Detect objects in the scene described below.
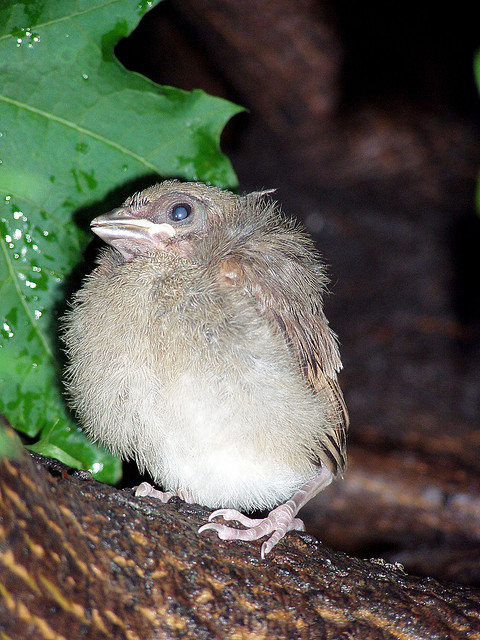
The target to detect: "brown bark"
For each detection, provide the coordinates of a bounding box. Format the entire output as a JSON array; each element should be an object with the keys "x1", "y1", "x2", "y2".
[{"x1": 1, "y1": 432, "x2": 479, "y2": 640}]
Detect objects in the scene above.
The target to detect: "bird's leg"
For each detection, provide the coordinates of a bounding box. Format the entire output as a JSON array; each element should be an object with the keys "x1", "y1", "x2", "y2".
[
  {"x1": 198, "y1": 465, "x2": 333, "y2": 558},
  {"x1": 135, "y1": 482, "x2": 195, "y2": 504}
]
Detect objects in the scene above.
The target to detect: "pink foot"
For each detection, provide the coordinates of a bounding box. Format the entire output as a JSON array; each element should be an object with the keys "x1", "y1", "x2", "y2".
[
  {"x1": 199, "y1": 467, "x2": 333, "y2": 558},
  {"x1": 199, "y1": 504, "x2": 305, "y2": 558},
  {"x1": 135, "y1": 482, "x2": 193, "y2": 503}
]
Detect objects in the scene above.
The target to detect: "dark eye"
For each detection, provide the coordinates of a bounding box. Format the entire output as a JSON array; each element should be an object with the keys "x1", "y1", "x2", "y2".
[{"x1": 169, "y1": 203, "x2": 192, "y2": 222}]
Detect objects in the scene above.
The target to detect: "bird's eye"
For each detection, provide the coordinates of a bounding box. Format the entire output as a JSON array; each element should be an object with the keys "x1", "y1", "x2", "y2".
[{"x1": 169, "y1": 203, "x2": 192, "y2": 222}]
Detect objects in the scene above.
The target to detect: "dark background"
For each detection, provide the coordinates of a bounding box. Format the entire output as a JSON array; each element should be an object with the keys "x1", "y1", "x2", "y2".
[{"x1": 116, "y1": 0, "x2": 480, "y2": 584}]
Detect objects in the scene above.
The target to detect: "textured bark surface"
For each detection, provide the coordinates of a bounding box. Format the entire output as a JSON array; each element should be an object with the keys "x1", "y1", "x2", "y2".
[{"x1": 1, "y1": 441, "x2": 480, "y2": 639}]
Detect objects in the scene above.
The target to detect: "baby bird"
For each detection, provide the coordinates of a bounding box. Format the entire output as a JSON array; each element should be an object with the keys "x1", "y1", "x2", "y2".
[{"x1": 62, "y1": 180, "x2": 348, "y2": 558}]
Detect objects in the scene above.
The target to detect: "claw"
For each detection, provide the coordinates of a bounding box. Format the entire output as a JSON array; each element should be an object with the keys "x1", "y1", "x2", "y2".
[
  {"x1": 207, "y1": 508, "x2": 263, "y2": 527},
  {"x1": 198, "y1": 522, "x2": 240, "y2": 541},
  {"x1": 134, "y1": 482, "x2": 194, "y2": 503},
  {"x1": 135, "y1": 482, "x2": 174, "y2": 502}
]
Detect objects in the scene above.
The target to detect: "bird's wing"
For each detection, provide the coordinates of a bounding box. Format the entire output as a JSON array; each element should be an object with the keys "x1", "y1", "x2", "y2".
[
  {"x1": 218, "y1": 255, "x2": 349, "y2": 475},
  {"x1": 270, "y1": 304, "x2": 349, "y2": 473},
  {"x1": 259, "y1": 289, "x2": 348, "y2": 474}
]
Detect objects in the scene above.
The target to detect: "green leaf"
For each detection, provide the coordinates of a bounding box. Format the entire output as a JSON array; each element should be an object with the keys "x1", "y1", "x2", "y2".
[
  {"x1": 0, "y1": 0, "x2": 242, "y2": 483},
  {"x1": 26, "y1": 417, "x2": 120, "y2": 483},
  {"x1": 0, "y1": 418, "x2": 24, "y2": 461},
  {"x1": 474, "y1": 50, "x2": 480, "y2": 95}
]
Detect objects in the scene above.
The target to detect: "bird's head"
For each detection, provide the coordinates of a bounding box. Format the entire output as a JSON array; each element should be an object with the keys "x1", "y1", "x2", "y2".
[{"x1": 91, "y1": 180, "x2": 237, "y2": 260}]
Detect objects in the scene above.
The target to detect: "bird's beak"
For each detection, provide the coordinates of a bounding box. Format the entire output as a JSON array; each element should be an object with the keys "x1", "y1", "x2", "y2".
[{"x1": 91, "y1": 208, "x2": 176, "y2": 259}]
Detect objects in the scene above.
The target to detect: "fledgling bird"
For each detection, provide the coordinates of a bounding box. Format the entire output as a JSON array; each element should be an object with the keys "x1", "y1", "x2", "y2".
[{"x1": 62, "y1": 180, "x2": 348, "y2": 558}]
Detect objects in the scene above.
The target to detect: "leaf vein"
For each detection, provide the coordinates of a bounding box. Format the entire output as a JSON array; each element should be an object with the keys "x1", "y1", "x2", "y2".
[
  {"x1": 0, "y1": 0, "x2": 123, "y2": 42},
  {"x1": 0, "y1": 94, "x2": 159, "y2": 171}
]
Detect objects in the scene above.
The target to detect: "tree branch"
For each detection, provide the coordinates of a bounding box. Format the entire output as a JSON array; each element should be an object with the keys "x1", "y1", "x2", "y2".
[{"x1": 1, "y1": 434, "x2": 479, "y2": 639}]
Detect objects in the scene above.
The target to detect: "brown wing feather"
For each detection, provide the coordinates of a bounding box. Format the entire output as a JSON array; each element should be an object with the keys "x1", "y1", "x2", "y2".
[
  {"x1": 218, "y1": 257, "x2": 349, "y2": 475},
  {"x1": 213, "y1": 194, "x2": 349, "y2": 475},
  {"x1": 269, "y1": 306, "x2": 349, "y2": 474}
]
